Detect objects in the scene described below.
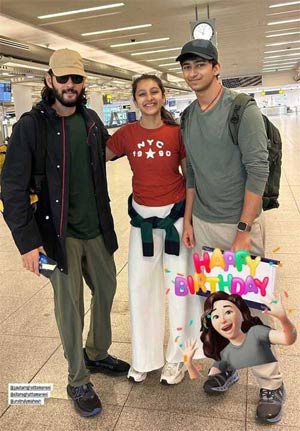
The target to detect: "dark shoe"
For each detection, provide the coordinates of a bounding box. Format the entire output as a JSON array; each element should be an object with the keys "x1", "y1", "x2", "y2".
[
  {"x1": 256, "y1": 384, "x2": 286, "y2": 424},
  {"x1": 83, "y1": 348, "x2": 130, "y2": 376},
  {"x1": 67, "y1": 382, "x2": 102, "y2": 417},
  {"x1": 203, "y1": 369, "x2": 239, "y2": 394}
]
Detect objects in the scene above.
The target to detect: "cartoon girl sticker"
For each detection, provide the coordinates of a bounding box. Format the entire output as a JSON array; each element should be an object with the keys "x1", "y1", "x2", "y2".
[{"x1": 182, "y1": 291, "x2": 297, "y2": 424}]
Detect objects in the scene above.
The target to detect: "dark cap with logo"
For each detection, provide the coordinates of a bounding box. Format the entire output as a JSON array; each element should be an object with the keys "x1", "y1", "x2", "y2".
[{"x1": 176, "y1": 39, "x2": 218, "y2": 63}]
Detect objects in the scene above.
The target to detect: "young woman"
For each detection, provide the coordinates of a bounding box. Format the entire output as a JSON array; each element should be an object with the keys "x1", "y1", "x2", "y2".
[
  {"x1": 182, "y1": 291, "x2": 297, "y2": 423},
  {"x1": 106, "y1": 74, "x2": 203, "y2": 384}
]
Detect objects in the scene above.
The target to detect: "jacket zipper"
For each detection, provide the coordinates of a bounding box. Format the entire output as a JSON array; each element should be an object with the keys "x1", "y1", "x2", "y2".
[{"x1": 59, "y1": 117, "x2": 66, "y2": 237}]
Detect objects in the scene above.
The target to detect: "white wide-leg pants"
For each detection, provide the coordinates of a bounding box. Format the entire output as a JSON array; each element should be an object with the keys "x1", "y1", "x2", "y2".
[{"x1": 128, "y1": 199, "x2": 204, "y2": 373}]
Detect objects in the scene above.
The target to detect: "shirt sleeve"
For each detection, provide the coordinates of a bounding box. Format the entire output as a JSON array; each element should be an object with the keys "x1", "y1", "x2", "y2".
[
  {"x1": 237, "y1": 103, "x2": 269, "y2": 195},
  {"x1": 106, "y1": 127, "x2": 127, "y2": 157},
  {"x1": 186, "y1": 153, "x2": 195, "y2": 189},
  {"x1": 253, "y1": 325, "x2": 271, "y2": 343}
]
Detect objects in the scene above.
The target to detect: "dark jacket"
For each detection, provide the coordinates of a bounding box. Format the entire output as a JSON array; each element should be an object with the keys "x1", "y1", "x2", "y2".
[{"x1": 1, "y1": 100, "x2": 118, "y2": 273}]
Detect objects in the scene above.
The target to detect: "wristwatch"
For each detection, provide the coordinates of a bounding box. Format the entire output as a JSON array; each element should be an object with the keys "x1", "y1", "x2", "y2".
[{"x1": 237, "y1": 221, "x2": 252, "y2": 232}]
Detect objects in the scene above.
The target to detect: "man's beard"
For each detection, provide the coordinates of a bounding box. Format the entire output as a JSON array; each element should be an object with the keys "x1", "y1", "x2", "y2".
[{"x1": 53, "y1": 87, "x2": 85, "y2": 107}]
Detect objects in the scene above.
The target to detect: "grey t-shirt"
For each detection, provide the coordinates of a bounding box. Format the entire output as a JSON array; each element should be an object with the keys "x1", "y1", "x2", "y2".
[
  {"x1": 219, "y1": 325, "x2": 277, "y2": 371},
  {"x1": 182, "y1": 88, "x2": 269, "y2": 223}
]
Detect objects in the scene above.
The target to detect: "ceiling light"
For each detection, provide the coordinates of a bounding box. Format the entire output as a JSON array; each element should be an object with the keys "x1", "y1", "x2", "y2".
[
  {"x1": 263, "y1": 68, "x2": 294, "y2": 72},
  {"x1": 168, "y1": 67, "x2": 182, "y2": 71},
  {"x1": 269, "y1": 1, "x2": 300, "y2": 7},
  {"x1": 263, "y1": 68, "x2": 293, "y2": 72},
  {"x1": 81, "y1": 24, "x2": 152, "y2": 37},
  {"x1": 146, "y1": 56, "x2": 175, "y2": 62},
  {"x1": 263, "y1": 65, "x2": 294, "y2": 69},
  {"x1": 264, "y1": 46, "x2": 300, "y2": 53},
  {"x1": 268, "y1": 18, "x2": 300, "y2": 25},
  {"x1": 264, "y1": 57, "x2": 299, "y2": 61},
  {"x1": 111, "y1": 37, "x2": 170, "y2": 48},
  {"x1": 7, "y1": 62, "x2": 48, "y2": 71},
  {"x1": 131, "y1": 47, "x2": 181, "y2": 56},
  {"x1": 264, "y1": 60, "x2": 299, "y2": 65},
  {"x1": 265, "y1": 52, "x2": 300, "y2": 58},
  {"x1": 158, "y1": 62, "x2": 177, "y2": 66},
  {"x1": 39, "y1": 11, "x2": 120, "y2": 26},
  {"x1": 38, "y1": 3, "x2": 124, "y2": 19},
  {"x1": 266, "y1": 40, "x2": 300, "y2": 46},
  {"x1": 266, "y1": 31, "x2": 300, "y2": 38},
  {"x1": 267, "y1": 9, "x2": 300, "y2": 16}
]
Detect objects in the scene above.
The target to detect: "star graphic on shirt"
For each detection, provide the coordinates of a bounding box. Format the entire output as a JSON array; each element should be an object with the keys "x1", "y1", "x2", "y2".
[{"x1": 145, "y1": 148, "x2": 156, "y2": 159}]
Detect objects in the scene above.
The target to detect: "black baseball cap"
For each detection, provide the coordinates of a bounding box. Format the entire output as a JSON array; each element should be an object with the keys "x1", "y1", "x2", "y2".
[{"x1": 176, "y1": 39, "x2": 218, "y2": 63}]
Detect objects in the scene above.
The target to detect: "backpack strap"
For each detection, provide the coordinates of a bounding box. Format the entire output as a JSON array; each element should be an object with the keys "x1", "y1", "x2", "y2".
[
  {"x1": 20, "y1": 109, "x2": 47, "y2": 193},
  {"x1": 228, "y1": 93, "x2": 254, "y2": 145}
]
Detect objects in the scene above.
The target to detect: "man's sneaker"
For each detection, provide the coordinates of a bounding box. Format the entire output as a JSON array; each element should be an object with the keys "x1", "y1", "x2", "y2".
[
  {"x1": 203, "y1": 369, "x2": 239, "y2": 394},
  {"x1": 127, "y1": 367, "x2": 147, "y2": 383},
  {"x1": 256, "y1": 383, "x2": 286, "y2": 424},
  {"x1": 160, "y1": 362, "x2": 186, "y2": 385},
  {"x1": 83, "y1": 348, "x2": 130, "y2": 376},
  {"x1": 67, "y1": 382, "x2": 102, "y2": 417}
]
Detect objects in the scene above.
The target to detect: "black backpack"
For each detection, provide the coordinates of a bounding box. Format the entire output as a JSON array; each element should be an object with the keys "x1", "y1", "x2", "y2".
[
  {"x1": 0, "y1": 108, "x2": 47, "y2": 213},
  {"x1": 228, "y1": 93, "x2": 282, "y2": 211}
]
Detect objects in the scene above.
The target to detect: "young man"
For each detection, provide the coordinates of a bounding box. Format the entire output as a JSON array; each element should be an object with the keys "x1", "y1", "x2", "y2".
[
  {"x1": 176, "y1": 39, "x2": 284, "y2": 424},
  {"x1": 1, "y1": 48, "x2": 129, "y2": 418}
]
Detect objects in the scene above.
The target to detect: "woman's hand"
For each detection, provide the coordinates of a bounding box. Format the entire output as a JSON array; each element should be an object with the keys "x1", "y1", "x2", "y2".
[
  {"x1": 262, "y1": 295, "x2": 287, "y2": 321},
  {"x1": 181, "y1": 338, "x2": 198, "y2": 363}
]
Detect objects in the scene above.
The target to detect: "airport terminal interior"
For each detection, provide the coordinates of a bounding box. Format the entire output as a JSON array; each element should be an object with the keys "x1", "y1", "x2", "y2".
[{"x1": 0, "y1": 0, "x2": 300, "y2": 430}]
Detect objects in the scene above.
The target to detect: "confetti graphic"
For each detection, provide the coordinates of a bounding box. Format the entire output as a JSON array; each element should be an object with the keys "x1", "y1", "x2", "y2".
[
  {"x1": 171, "y1": 280, "x2": 175, "y2": 284},
  {"x1": 271, "y1": 300, "x2": 278, "y2": 304},
  {"x1": 183, "y1": 355, "x2": 188, "y2": 362},
  {"x1": 278, "y1": 263, "x2": 283, "y2": 268},
  {"x1": 165, "y1": 288, "x2": 170, "y2": 295},
  {"x1": 272, "y1": 246, "x2": 281, "y2": 253},
  {"x1": 177, "y1": 273, "x2": 184, "y2": 277},
  {"x1": 175, "y1": 336, "x2": 180, "y2": 343},
  {"x1": 284, "y1": 291, "x2": 289, "y2": 298},
  {"x1": 177, "y1": 327, "x2": 183, "y2": 331},
  {"x1": 188, "y1": 319, "x2": 194, "y2": 326},
  {"x1": 164, "y1": 268, "x2": 171, "y2": 273},
  {"x1": 179, "y1": 343, "x2": 183, "y2": 348}
]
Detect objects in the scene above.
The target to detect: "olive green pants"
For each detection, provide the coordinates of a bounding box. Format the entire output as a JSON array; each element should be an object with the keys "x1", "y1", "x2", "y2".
[{"x1": 50, "y1": 235, "x2": 116, "y2": 387}]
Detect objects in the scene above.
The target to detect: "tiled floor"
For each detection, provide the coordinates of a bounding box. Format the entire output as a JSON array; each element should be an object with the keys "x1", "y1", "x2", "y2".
[{"x1": 0, "y1": 114, "x2": 299, "y2": 430}]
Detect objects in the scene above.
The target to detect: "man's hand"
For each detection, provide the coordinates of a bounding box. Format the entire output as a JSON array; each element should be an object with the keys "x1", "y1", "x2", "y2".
[
  {"x1": 231, "y1": 231, "x2": 251, "y2": 251},
  {"x1": 182, "y1": 223, "x2": 195, "y2": 248},
  {"x1": 21, "y1": 246, "x2": 46, "y2": 276}
]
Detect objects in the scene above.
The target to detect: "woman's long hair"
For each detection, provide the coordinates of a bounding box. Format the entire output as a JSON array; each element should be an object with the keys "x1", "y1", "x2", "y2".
[
  {"x1": 41, "y1": 70, "x2": 87, "y2": 106},
  {"x1": 200, "y1": 292, "x2": 264, "y2": 361},
  {"x1": 132, "y1": 74, "x2": 177, "y2": 126}
]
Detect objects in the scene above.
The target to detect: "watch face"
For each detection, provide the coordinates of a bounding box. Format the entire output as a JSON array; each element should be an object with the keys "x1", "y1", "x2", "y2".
[
  {"x1": 238, "y1": 222, "x2": 247, "y2": 231},
  {"x1": 237, "y1": 222, "x2": 251, "y2": 232},
  {"x1": 193, "y1": 23, "x2": 214, "y2": 40}
]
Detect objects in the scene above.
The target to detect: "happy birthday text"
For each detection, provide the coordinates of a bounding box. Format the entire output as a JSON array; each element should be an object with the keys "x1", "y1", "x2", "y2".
[{"x1": 175, "y1": 249, "x2": 270, "y2": 297}]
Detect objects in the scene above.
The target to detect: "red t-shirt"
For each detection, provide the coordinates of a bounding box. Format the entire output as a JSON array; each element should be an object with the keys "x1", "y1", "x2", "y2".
[{"x1": 107, "y1": 122, "x2": 186, "y2": 206}]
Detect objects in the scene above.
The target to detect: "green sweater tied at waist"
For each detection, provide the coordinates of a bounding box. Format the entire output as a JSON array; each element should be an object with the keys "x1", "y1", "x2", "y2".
[{"x1": 128, "y1": 194, "x2": 185, "y2": 257}]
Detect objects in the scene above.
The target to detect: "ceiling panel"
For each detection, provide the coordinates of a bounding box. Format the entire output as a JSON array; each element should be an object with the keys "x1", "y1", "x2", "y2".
[{"x1": 0, "y1": 0, "x2": 299, "y2": 81}]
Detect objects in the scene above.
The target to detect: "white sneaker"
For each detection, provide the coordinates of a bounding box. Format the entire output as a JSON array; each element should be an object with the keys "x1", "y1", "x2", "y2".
[
  {"x1": 127, "y1": 367, "x2": 147, "y2": 383},
  {"x1": 160, "y1": 362, "x2": 186, "y2": 385}
]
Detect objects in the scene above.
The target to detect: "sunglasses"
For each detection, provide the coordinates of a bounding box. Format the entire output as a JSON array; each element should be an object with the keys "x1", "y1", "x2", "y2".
[{"x1": 55, "y1": 74, "x2": 84, "y2": 84}]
